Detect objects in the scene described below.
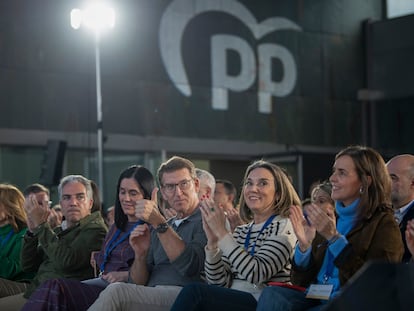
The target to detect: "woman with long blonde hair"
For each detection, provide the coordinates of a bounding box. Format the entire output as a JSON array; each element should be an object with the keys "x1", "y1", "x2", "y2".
[{"x1": 0, "y1": 184, "x2": 34, "y2": 298}]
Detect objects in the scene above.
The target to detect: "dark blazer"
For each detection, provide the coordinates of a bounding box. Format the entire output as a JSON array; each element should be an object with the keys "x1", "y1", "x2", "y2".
[
  {"x1": 291, "y1": 206, "x2": 404, "y2": 288},
  {"x1": 399, "y1": 202, "x2": 414, "y2": 262}
]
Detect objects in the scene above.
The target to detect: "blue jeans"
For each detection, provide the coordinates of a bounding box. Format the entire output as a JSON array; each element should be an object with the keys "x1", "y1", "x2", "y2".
[
  {"x1": 169, "y1": 282, "x2": 257, "y2": 311},
  {"x1": 257, "y1": 286, "x2": 324, "y2": 311}
]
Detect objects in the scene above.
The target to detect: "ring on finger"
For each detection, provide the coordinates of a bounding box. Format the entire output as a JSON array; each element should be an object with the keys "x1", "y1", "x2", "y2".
[{"x1": 210, "y1": 207, "x2": 215, "y2": 212}]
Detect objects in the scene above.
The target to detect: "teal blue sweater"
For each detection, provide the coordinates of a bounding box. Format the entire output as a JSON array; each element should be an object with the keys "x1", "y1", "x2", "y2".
[{"x1": 0, "y1": 224, "x2": 34, "y2": 282}]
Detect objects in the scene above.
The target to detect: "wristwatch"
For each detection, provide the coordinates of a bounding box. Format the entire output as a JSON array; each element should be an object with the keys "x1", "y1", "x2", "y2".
[{"x1": 154, "y1": 222, "x2": 169, "y2": 234}]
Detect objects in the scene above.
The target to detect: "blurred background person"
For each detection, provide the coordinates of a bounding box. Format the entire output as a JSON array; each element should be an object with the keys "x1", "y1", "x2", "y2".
[
  {"x1": 103, "y1": 205, "x2": 115, "y2": 228},
  {"x1": 196, "y1": 168, "x2": 215, "y2": 199},
  {"x1": 214, "y1": 179, "x2": 244, "y2": 231},
  {"x1": 214, "y1": 179, "x2": 237, "y2": 210},
  {"x1": 23, "y1": 183, "x2": 62, "y2": 229},
  {"x1": 0, "y1": 184, "x2": 34, "y2": 298},
  {"x1": 22, "y1": 184, "x2": 50, "y2": 208},
  {"x1": 386, "y1": 154, "x2": 414, "y2": 262}
]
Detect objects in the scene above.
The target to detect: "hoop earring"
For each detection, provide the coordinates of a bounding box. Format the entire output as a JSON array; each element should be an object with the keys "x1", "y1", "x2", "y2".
[{"x1": 359, "y1": 187, "x2": 364, "y2": 194}]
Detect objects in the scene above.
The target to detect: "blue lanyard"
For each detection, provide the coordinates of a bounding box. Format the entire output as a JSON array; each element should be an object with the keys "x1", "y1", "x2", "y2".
[
  {"x1": 244, "y1": 215, "x2": 276, "y2": 256},
  {"x1": 0, "y1": 229, "x2": 13, "y2": 248},
  {"x1": 99, "y1": 220, "x2": 143, "y2": 274},
  {"x1": 321, "y1": 252, "x2": 335, "y2": 284}
]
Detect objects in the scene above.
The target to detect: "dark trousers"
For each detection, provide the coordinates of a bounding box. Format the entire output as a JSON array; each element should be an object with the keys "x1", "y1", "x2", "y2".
[{"x1": 169, "y1": 282, "x2": 257, "y2": 311}]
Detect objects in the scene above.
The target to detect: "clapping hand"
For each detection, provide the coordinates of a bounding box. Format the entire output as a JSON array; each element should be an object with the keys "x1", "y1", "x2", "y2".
[
  {"x1": 24, "y1": 194, "x2": 50, "y2": 230},
  {"x1": 304, "y1": 202, "x2": 337, "y2": 240},
  {"x1": 223, "y1": 205, "x2": 244, "y2": 232},
  {"x1": 290, "y1": 205, "x2": 316, "y2": 252},
  {"x1": 199, "y1": 195, "x2": 228, "y2": 249}
]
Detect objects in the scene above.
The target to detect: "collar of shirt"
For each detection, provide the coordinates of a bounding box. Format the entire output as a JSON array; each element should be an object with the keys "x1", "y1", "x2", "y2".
[{"x1": 394, "y1": 200, "x2": 414, "y2": 224}]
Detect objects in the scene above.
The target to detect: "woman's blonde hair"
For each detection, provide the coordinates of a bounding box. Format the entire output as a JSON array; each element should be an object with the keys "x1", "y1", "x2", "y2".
[
  {"x1": 239, "y1": 160, "x2": 301, "y2": 221},
  {"x1": 0, "y1": 184, "x2": 27, "y2": 232}
]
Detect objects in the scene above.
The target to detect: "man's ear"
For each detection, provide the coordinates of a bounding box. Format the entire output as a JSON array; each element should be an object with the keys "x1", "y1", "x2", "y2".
[{"x1": 193, "y1": 177, "x2": 200, "y2": 193}]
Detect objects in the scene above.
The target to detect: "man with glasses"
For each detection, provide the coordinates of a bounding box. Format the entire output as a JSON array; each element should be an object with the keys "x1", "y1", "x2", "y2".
[
  {"x1": 23, "y1": 183, "x2": 52, "y2": 208},
  {"x1": 23, "y1": 183, "x2": 62, "y2": 228},
  {"x1": 0, "y1": 175, "x2": 107, "y2": 310},
  {"x1": 88, "y1": 156, "x2": 207, "y2": 311}
]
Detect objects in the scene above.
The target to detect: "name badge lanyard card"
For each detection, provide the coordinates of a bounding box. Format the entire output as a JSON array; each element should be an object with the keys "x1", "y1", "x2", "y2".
[{"x1": 306, "y1": 252, "x2": 335, "y2": 300}]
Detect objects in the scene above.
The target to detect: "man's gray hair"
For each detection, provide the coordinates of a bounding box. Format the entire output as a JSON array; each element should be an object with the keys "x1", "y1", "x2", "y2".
[
  {"x1": 58, "y1": 175, "x2": 93, "y2": 200},
  {"x1": 196, "y1": 168, "x2": 216, "y2": 194}
]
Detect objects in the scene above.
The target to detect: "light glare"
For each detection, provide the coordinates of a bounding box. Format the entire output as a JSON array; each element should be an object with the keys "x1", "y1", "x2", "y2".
[
  {"x1": 70, "y1": 9, "x2": 82, "y2": 29},
  {"x1": 70, "y1": 2, "x2": 115, "y2": 32}
]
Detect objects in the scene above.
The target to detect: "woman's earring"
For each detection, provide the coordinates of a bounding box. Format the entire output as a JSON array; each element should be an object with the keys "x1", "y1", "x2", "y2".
[{"x1": 359, "y1": 187, "x2": 364, "y2": 194}]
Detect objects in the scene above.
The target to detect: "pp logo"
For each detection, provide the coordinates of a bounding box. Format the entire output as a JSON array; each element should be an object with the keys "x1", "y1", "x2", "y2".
[{"x1": 159, "y1": 0, "x2": 302, "y2": 114}]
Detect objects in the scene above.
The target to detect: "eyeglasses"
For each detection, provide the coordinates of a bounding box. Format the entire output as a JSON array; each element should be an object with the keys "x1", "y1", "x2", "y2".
[
  {"x1": 161, "y1": 179, "x2": 193, "y2": 194},
  {"x1": 61, "y1": 193, "x2": 87, "y2": 202},
  {"x1": 37, "y1": 200, "x2": 52, "y2": 208}
]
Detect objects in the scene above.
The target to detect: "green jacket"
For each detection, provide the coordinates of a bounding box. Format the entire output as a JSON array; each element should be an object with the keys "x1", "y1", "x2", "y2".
[
  {"x1": 20, "y1": 211, "x2": 107, "y2": 298},
  {"x1": 291, "y1": 206, "x2": 404, "y2": 287},
  {"x1": 0, "y1": 224, "x2": 34, "y2": 282}
]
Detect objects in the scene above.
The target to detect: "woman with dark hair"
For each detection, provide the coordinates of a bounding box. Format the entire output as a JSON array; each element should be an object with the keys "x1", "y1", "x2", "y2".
[
  {"x1": 0, "y1": 184, "x2": 34, "y2": 297},
  {"x1": 21, "y1": 165, "x2": 155, "y2": 311},
  {"x1": 169, "y1": 160, "x2": 300, "y2": 311},
  {"x1": 256, "y1": 145, "x2": 404, "y2": 311}
]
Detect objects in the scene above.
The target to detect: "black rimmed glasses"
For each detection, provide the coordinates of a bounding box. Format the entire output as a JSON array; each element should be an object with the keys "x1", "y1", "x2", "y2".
[{"x1": 161, "y1": 179, "x2": 193, "y2": 195}]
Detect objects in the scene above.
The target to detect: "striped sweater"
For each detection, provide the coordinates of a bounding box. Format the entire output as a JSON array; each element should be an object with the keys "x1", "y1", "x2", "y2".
[{"x1": 204, "y1": 215, "x2": 297, "y2": 293}]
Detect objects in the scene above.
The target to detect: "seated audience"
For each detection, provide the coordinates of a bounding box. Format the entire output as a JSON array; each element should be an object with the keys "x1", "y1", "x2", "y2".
[
  {"x1": 21, "y1": 165, "x2": 156, "y2": 311},
  {"x1": 87, "y1": 156, "x2": 207, "y2": 311},
  {"x1": 169, "y1": 160, "x2": 300, "y2": 311},
  {"x1": 256, "y1": 145, "x2": 404, "y2": 311},
  {"x1": 0, "y1": 175, "x2": 107, "y2": 310}
]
